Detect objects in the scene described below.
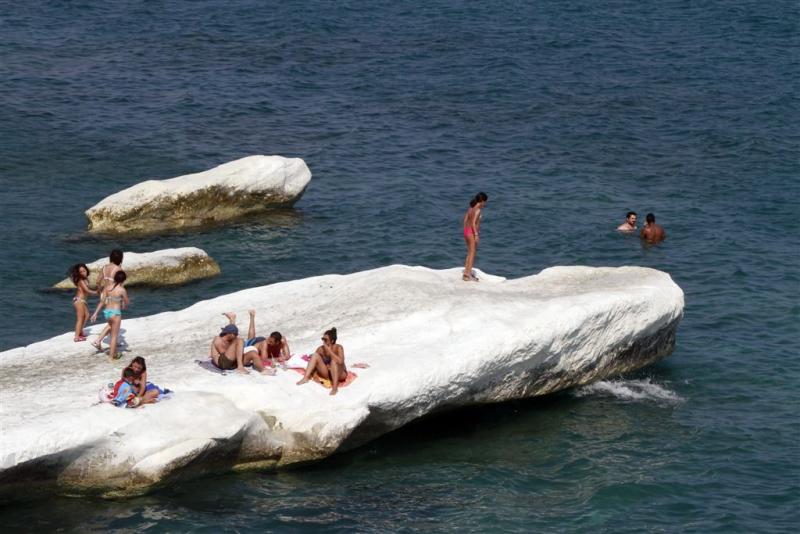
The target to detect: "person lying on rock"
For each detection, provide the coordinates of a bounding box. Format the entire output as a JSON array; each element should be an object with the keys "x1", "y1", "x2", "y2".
[
  {"x1": 221, "y1": 310, "x2": 291, "y2": 368},
  {"x1": 264, "y1": 331, "x2": 291, "y2": 366},
  {"x1": 296, "y1": 327, "x2": 347, "y2": 396},
  {"x1": 210, "y1": 316, "x2": 270, "y2": 374}
]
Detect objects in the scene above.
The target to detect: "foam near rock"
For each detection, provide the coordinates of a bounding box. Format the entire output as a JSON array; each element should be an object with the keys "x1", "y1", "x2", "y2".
[
  {"x1": 85, "y1": 155, "x2": 312, "y2": 234},
  {"x1": 54, "y1": 247, "x2": 220, "y2": 289},
  {"x1": 0, "y1": 264, "x2": 684, "y2": 500}
]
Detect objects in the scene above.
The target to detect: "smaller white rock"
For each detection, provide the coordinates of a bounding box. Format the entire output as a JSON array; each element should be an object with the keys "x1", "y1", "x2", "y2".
[
  {"x1": 54, "y1": 248, "x2": 220, "y2": 289},
  {"x1": 86, "y1": 155, "x2": 312, "y2": 234}
]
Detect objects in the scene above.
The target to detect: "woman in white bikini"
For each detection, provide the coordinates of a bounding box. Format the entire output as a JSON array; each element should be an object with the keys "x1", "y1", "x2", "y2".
[
  {"x1": 91, "y1": 270, "x2": 129, "y2": 361},
  {"x1": 92, "y1": 249, "x2": 123, "y2": 350},
  {"x1": 462, "y1": 192, "x2": 488, "y2": 281}
]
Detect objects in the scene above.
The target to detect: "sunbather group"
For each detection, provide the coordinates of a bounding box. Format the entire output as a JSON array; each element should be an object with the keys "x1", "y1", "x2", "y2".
[{"x1": 210, "y1": 310, "x2": 347, "y2": 395}]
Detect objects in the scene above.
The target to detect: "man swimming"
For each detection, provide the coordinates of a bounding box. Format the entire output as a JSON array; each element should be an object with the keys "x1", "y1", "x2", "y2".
[
  {"x1": 617, "y1": 211, "x2": 638, "y2": 232},
  {"x1": 640, "y1": 213, "x2": 666, "y2": 243}
]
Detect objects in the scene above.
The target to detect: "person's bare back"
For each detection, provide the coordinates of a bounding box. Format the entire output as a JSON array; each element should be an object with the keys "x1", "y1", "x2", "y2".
[{"x1": 640, "y1": 213, "x2": 666, "y2": 243}]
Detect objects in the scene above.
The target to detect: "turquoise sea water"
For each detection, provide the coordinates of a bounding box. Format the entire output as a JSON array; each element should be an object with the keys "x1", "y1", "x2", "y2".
[{"x1": 1, "y1": 0, "x2": 798, "y2": 531}]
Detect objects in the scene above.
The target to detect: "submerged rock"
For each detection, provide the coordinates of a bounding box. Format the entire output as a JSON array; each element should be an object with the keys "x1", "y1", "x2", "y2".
[
  {"x1": 54, "y1": 248, "x2": 220, "y2": 289},
  {"x1": 85, "y1": 155, "x2": 311, "y2": 234},
  {"x1": 0, "y1": 265, "x2": 683, "y2": 501}
]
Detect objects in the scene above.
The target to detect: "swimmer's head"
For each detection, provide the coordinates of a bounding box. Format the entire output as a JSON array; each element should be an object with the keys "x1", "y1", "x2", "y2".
[
  {"x1": 113, "y1": 270, "x2": 127, "y2": 284},
  {"x1": 626, "y1": 211, "x2": 637, "y2": 224},
  {"x1": 646, "y1": 213, "x2": 655, "y2": 224}
]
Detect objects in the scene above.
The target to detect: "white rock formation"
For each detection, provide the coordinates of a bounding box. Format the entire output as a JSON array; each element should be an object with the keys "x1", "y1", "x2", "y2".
[
  {"x1": 53, "y1": 248, "x2": 220, "y2": 289},
  {"x1": 85, "y1": 155, "x2": 311, "y2": 234},
  {"x1": 0, "y1": 265, "x2": 683, "y2": 499}
]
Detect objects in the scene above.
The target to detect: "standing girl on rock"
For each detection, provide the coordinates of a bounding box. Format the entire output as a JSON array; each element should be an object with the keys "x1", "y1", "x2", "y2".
[
  {"x1": 462, "y1": 192, "x2": 488, "y2": 281},
  {"x1": 93, "y1": 249, "x2": 123, "y2": 349},
  {"x1": 68, "y1": 263, "x2": 96, "y2": 342},
  {"x1": 91, "y1": 270, "x2": 129, "y2": 360}
]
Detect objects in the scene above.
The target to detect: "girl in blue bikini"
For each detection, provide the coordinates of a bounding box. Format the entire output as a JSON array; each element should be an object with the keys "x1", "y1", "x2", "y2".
[{"x1": 91, "y1": 271, "x2": 129, "y2": 361}]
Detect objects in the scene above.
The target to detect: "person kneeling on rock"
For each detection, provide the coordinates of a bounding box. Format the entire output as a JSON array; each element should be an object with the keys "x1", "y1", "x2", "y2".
[{"x1": 210, "y1": 318, "x2": 271, "y2": 375}]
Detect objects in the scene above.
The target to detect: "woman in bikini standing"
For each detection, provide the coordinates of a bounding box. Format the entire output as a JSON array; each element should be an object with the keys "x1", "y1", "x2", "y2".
[
  {"x1": 91, "y1": 270, "x2": 129, "y2": 361},
  {"x1": 462, "y1": 192, "x2": 488, "y2": 281},
  {"x1": 296, "y1": 327, "x2": 347, "y2": 396},
  {"x1": 92, "y1": 249, "x2": 123, "y2": 350},
  {"x1": 68, "y1": 263, "x2": 97, "y2": 342}
]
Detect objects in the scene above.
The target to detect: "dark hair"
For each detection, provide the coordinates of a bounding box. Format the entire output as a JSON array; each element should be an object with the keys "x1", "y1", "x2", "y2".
[
  {"x1": 469, "y1": 192, "x2": 488, "y2": 207},
  {"x1": 324, "y1": 327, "x2": 337, "y2": 343},
  {"x1": 626, "y1": 211, "x2": 637, "y2": 218},
  {"x1": 110, "y1": 249, "x2": 123, "y2": 266},
  {"x1": 129, "y1": 356, "x2": 146, "y2": 373},
  {"x1": 122, "y1": 367, "x2": 136, "y2": 379},
  {"x1": 646, "y1": 213, "x2": 655, "y2": 224},
  {"x1": 269, "y1": 332, "x2": 283, "y2": 343},
  {"x1": 69, "y1": 263, "x2": 90, "y2": 285},
  {"x1": 113, "y1": 270, "x2": 127, "y2": 284}
]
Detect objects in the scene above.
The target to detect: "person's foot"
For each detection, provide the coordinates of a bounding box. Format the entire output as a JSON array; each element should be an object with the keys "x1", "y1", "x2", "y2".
[
  {"x1": 91, "y1": 339, "x2": 103, "y2": 351},
  {"x1": 223, "y1": 311, "x2": 236, "y2": 324},
  {"x1": 330, "y1": 388, "x2": 338, "y2": 396},
  {"x1": 296, "y1": 378, "x2": 309, "y2": 385},
  {"x1": 74, "y1": 336, "x2": 87, "y2": 342},
  {"x1": 462, "y1": 274, "x2": 472, "y2": 281},
  {"x1": 248, "y1": 309, "x2": 256, "y2": 317}
]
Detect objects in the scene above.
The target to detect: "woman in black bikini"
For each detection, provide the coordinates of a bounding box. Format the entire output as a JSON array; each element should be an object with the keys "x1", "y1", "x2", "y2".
[{"x1": 296, "y1": 327, "x2": 347, "y2": 396}]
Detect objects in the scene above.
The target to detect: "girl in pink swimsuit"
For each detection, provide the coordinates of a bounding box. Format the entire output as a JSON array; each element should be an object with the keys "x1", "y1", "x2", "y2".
[{"x1": 462, "y1": 192, "x2": 488, "y2": 281}]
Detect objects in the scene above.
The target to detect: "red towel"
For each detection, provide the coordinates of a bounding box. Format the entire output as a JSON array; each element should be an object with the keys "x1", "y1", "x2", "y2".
[{"x1": 290, "y1": 367, "x2": 357, "y2": 388}]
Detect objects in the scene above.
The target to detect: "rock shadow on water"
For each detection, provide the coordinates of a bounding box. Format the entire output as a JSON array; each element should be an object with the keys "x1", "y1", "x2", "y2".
[{"x1": 61, "y1": 208, "x2": 306, "y2": 242}]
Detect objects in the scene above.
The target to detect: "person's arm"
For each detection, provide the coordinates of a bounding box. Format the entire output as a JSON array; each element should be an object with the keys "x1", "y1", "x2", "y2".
[
  {"x1": 121, "y1": 288, "x2": 130, "y2": 309},
  {"x1": 330, "y1": 345, "x2": 345, "y2": 366},
  {"x1": 91, "y1": 289, "x2": 107, "y2": 322},
  {"x1": 78, "y1": 279, "x2": 97, "y2": 297},
  {"x1": 473, "y1": 208, "x2": 481, "y2": 238},
  {"x1": 137, "y1": 370, "x2": 147, "y2": 397},
  {"x1": 210, "y1": 339, "x2": 220, "y2": 358},
  {"x1": 281, "y1": 339, "x2": 291, "y2": 360}
]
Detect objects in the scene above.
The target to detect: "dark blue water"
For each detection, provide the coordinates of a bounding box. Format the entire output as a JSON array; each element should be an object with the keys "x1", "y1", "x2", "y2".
[{"x1": 1, "y1": 0, "x2": 798, "y2": 531}]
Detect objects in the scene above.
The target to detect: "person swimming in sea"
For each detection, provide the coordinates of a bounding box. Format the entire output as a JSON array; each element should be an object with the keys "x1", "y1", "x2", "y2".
[
  {"x1": 93, "y1": 249, "x2": 124, "y2": 349},
  {"x1": 68, "y1": 263, "x2": 97, "y2": 342},
  {"x1": 296, "y1": 327, "x2": 347, "y2": 396},
  {"x1": 462, "y1": 192, "x2": 488, "y2": 281},
  {"x1": 617, "y1": 211, "x2": 638, "y2": 232},
  {"x1": 90, "y1": 270, "x2": 129, "y2": 361},
  {"x1": 640, "y1": 213, "x2": 666, "y2": 243}
]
